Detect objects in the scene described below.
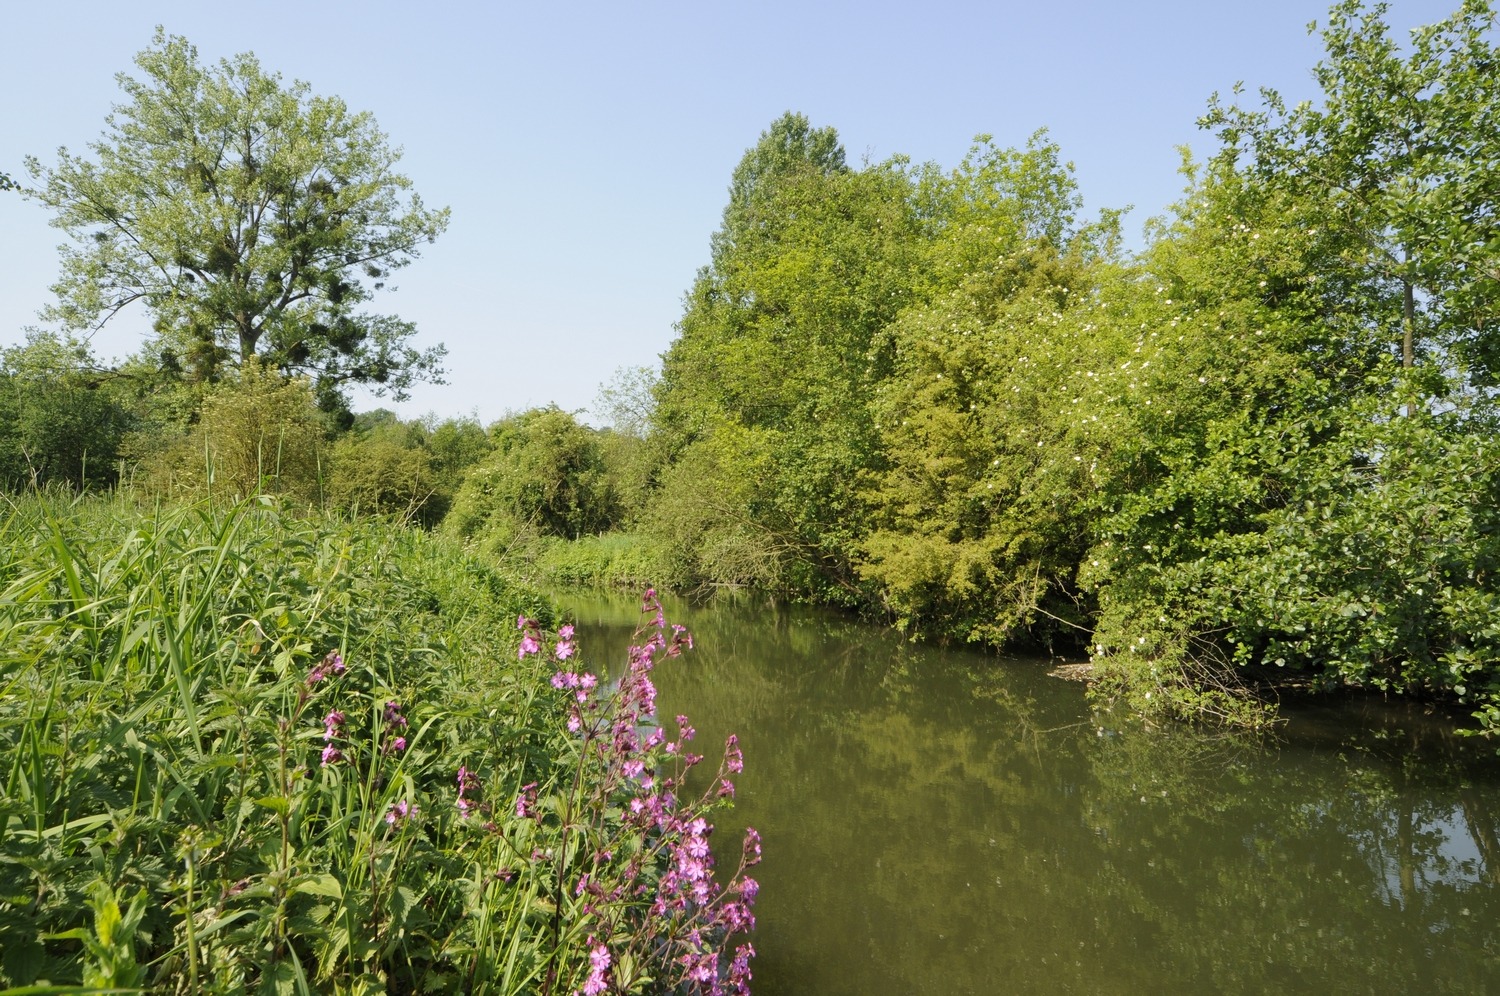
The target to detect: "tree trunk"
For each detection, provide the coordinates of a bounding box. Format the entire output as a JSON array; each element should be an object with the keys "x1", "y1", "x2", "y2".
[{"x1": 1403, "y1": 277, "x2": 1416, "y2": 370}]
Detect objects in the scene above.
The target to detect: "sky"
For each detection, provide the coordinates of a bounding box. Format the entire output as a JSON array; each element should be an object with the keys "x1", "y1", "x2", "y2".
[{"x1": 0, "y1": 0, "x2": 1469, "y2": 426}]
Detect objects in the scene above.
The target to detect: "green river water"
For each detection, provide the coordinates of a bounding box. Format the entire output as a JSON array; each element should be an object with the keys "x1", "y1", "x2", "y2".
[{"x1": 564, "y1": 591, "x2": 1500, "y2": 995}]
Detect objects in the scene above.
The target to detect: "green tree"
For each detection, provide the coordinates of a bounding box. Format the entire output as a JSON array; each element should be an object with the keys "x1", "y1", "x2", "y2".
[
  {"x1": 654, "y1": 114, "x2": 920, "y2": 597},
  {"x1": 0, "y1": 331, "x2": 134, "y2": 489},
  {"x1": 1200, "y1": 0, "x2": 1500, "y2": 381},
  {"x1": 857, "y1": 135, "x2": 1125, "y2": 647},
  {"x1": 446, "y1": 408, "x2": 619, "y2": 554},
  {"x1": 24, "y1": 29, "x2": 449, "y2": 400}
]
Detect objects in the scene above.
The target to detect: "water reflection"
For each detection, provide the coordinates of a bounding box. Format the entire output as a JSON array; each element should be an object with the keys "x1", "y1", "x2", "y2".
[{"x1": 563, "y1": 592, "x2": 1500, "y2": 995}]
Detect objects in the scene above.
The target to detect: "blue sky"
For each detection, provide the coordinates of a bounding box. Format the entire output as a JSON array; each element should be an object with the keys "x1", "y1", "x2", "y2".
[{"x1": 0, "y1": 0, "x2": 1467, "y2": 425}]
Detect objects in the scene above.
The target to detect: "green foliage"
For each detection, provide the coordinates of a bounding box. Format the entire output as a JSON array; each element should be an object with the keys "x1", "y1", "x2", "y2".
[
  {"x1": 132, "y1": 359, "x2": 329, "y2": 504},
  {"x1": 653, "y1": 114, "x2": 922, "y2": 597},
  {"x1": 23, "y1": 29, "x2": 449, "y2": 400},
  {"x1": 642, "y1": 422, "x2": 791, "y2": 591},
  {"x1": 0, "y1": 331, "x2": 134, "y2": 490},
  {"x1": 0, "y1": 494, "x2": 752, "y2": 993},
  {"x1": 1077, "y1": 7, "x2": 1500, "y2": 725},
  {"x1": 324, "y1": 412, "x2": 493, "y2": 529},
  {"x1": 327, "y1": 429, "x2": 437, "y2": 523},
  {"x1": 0, "y1": 495, "x2": 534, "y2": 990},
  {"x1": 638, "y1": 5, "x2": 1500, "y2": 730},
  {"x1": 446, "y1": 408, "x2": 620, "y2": 564},
  {"x1": 1200, "y1": 0, "x2": 1500, "y2": 378},
  {"x1": 858, "y1": 135, "x2": 1116, "y2": 647}
]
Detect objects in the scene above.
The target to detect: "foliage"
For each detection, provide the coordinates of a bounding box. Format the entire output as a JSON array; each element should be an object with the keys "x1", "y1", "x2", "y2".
[
  {"x1": 1069, "y1": 2, "x2": 1500, "y2": 728},
  {"x1": 0, "y1": 331, "x2": 134, "y2": 489},
  {"x1": 131, "y1": 358, "x2": 330, "y2": 504},
  {"x1": 591, "y1": 365, "x2": 658, "y2": 441},
  {"x1": 630, "y1": 3, "x2": 1500, "y2": 729},
  {"x1": 857, "y1": 135, "x2": 1115, "y2": 648},
  {"x1": 641, "y1": 423, "x2": 791, "y2": 592},
  {"x1": 327, "y1": 428, "x2": 437, "y2": 523},
  {"x1": 23, "y1": 29, "x2": 449, "y2": 400},
  {"x1": 446, "y1": 408, "x2": 620, "y2": 559},
  {"x1": 531, "y1": 532, "x2": 681, "y2": 590},
  {"x1": 0, "y1": 495, "x2": 756, "y2": 993},
  {"x1": 652, "y1": 113, "x2": 921, "y2": 598},
  {"x1": 325, "y1": 411, "x2": 495, "y2": 528},
  {"x1": 1199, "y1": 0, "x2": 1500, "y2": 378}
]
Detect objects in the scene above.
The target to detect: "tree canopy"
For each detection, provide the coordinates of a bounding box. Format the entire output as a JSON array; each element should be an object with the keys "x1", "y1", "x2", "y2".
[
  {"x1": 24, "y1": 29, "x2": 449, "y2": 401},
  {"x1": 631, "y1": 0, "x2": 1500, "y2": 729},
  {"x1": 1201, "y1": 0, "x2": 1500, "y2": 382}
]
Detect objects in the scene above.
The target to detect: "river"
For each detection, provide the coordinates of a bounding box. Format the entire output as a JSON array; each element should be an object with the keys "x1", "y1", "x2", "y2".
[{"x1": 564, "y1": 591, "x2": 1500, "y2": 995}]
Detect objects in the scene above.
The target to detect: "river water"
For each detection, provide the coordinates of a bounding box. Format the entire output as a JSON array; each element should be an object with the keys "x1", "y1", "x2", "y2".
[{"x1": 564, "y1": 591, "x2": 1500, "y2": 995}]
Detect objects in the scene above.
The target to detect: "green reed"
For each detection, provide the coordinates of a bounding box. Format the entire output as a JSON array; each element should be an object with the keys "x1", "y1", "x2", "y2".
[
  {"x1": 0, "y1": 493, "x2": 756, "y2": 995},
  {"x1": 0, "y1": 493, "x2": 563, "y2": 993}
]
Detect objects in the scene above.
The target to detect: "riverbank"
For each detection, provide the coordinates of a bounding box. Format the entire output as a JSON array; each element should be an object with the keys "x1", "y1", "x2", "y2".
[{"x1": 0, "y1": 495, "x2": 755, "y2": 994}]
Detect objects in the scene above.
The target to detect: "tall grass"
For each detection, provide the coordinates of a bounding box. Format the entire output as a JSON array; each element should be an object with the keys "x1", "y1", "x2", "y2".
[{"x1": 0, "y1": 494, "x2": 757, "y2": 994}]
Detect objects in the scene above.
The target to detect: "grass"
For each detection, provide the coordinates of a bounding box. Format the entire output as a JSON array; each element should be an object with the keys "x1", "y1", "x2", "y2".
[{"x1": 0, "y1": 493, "x2": 757, "y2": 994}]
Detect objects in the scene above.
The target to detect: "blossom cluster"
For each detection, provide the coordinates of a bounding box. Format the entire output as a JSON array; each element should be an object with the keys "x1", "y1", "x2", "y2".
[
  {"x1": 301, "y1": 650, "x2": 415, "y2": 824},
  {"x1": 489, "y1": 592, "x2": 758, "y2": 995}
]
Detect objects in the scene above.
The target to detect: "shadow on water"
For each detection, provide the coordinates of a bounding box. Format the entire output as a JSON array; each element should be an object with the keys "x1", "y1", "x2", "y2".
[{"x1": 561, "y1": 590, "x2": 1500, "y2": 995}]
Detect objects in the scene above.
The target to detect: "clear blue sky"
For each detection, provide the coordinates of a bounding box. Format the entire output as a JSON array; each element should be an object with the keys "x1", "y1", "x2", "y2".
[{"x1": 0, "y1": 0, "x2": 1467, "y2": 425}]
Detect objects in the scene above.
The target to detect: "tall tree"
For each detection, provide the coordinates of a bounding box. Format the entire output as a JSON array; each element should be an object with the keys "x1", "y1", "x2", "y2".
[
  {"x1": 1200, "y1": 0, "x2": 1500, "y2": 383},
  {"x1": 24, "y1": 29, "x2": 449, "y2": 400},
  {"x1": 653, "y1": 114, "x2": 920, "y2": 597}
]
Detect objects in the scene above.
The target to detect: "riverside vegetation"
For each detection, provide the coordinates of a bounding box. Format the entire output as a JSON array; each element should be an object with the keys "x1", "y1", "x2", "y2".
[
  {"x1": 3, "y1": 1, "x2": 1500, "y2": 983},
  {"x1": 6, "y1": 3, "x2": 1500, "y2": 731},
  {"x1": 0, "y1": 494, "x2": 759, "y2": 992}
]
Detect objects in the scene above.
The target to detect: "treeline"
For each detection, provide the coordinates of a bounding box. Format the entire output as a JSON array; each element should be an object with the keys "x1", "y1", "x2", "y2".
[
  {"x1": 9, "y1": 0, "x2": 1500, "y2": 730},
  {"x1": 598, "y1": 0, "x2": 1500, "y2": 729}
]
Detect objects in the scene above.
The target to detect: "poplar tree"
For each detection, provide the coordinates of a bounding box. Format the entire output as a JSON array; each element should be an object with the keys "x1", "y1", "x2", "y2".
[{"x1": 25, "y1": 29, "x2": 450, "y2": 401}]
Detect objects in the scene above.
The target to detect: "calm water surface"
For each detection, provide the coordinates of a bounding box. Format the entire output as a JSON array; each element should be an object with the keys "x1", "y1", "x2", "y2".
[{"x1": 564, "y1": 592, "x2": 1500, "y2": 995}]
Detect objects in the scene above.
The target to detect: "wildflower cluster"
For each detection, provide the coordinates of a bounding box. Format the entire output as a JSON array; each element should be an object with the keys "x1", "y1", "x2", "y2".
[
  {"x1": 464, "y1": 591, "x2": 759, "y2": 995},
  {"x1": 295, "y1": 649, "x2": 419, "y2": 826}
]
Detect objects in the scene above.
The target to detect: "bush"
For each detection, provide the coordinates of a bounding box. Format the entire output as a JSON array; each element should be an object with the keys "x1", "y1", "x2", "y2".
[
  {"x1": 446, "y1": 408, "x2": 619, "y2": 556},
  {"x1": 0, "y1": 331, "x2": 133, "y2": 489},
  {"x1": 130, "y1": 359, "x2": 330, "y2": 504}
]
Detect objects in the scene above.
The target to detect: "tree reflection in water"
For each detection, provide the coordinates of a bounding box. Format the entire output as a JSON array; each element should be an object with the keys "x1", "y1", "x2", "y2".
[{"x1": 564, "y1": 592, "x2": 1500, "y2": 995}]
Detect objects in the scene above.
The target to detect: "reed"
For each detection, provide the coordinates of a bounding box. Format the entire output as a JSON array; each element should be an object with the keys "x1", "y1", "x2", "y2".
[{"x1": 0, "y1": 493, "x2": 754, "y2": 995}]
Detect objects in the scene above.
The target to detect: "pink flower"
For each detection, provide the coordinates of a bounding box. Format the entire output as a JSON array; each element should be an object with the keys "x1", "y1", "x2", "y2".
[
  {"x1": 742, "y1": 827, "x2": 762, "y2": 866},
  {"x1": 306, "y1": 649, "x2": 345, "y2": 684},
  {"x1": 385, "y1": 799, "x2": 416, "y2": 826},
  {"x1": 515, "y1": 782, "x2": 538, "y2": 820},
  {"x1": 456, "y1": 766, "x2": 482, "y2": 818},
  {"x1": 724, "y1": 733, "x2": 744, "y2": 773}
]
